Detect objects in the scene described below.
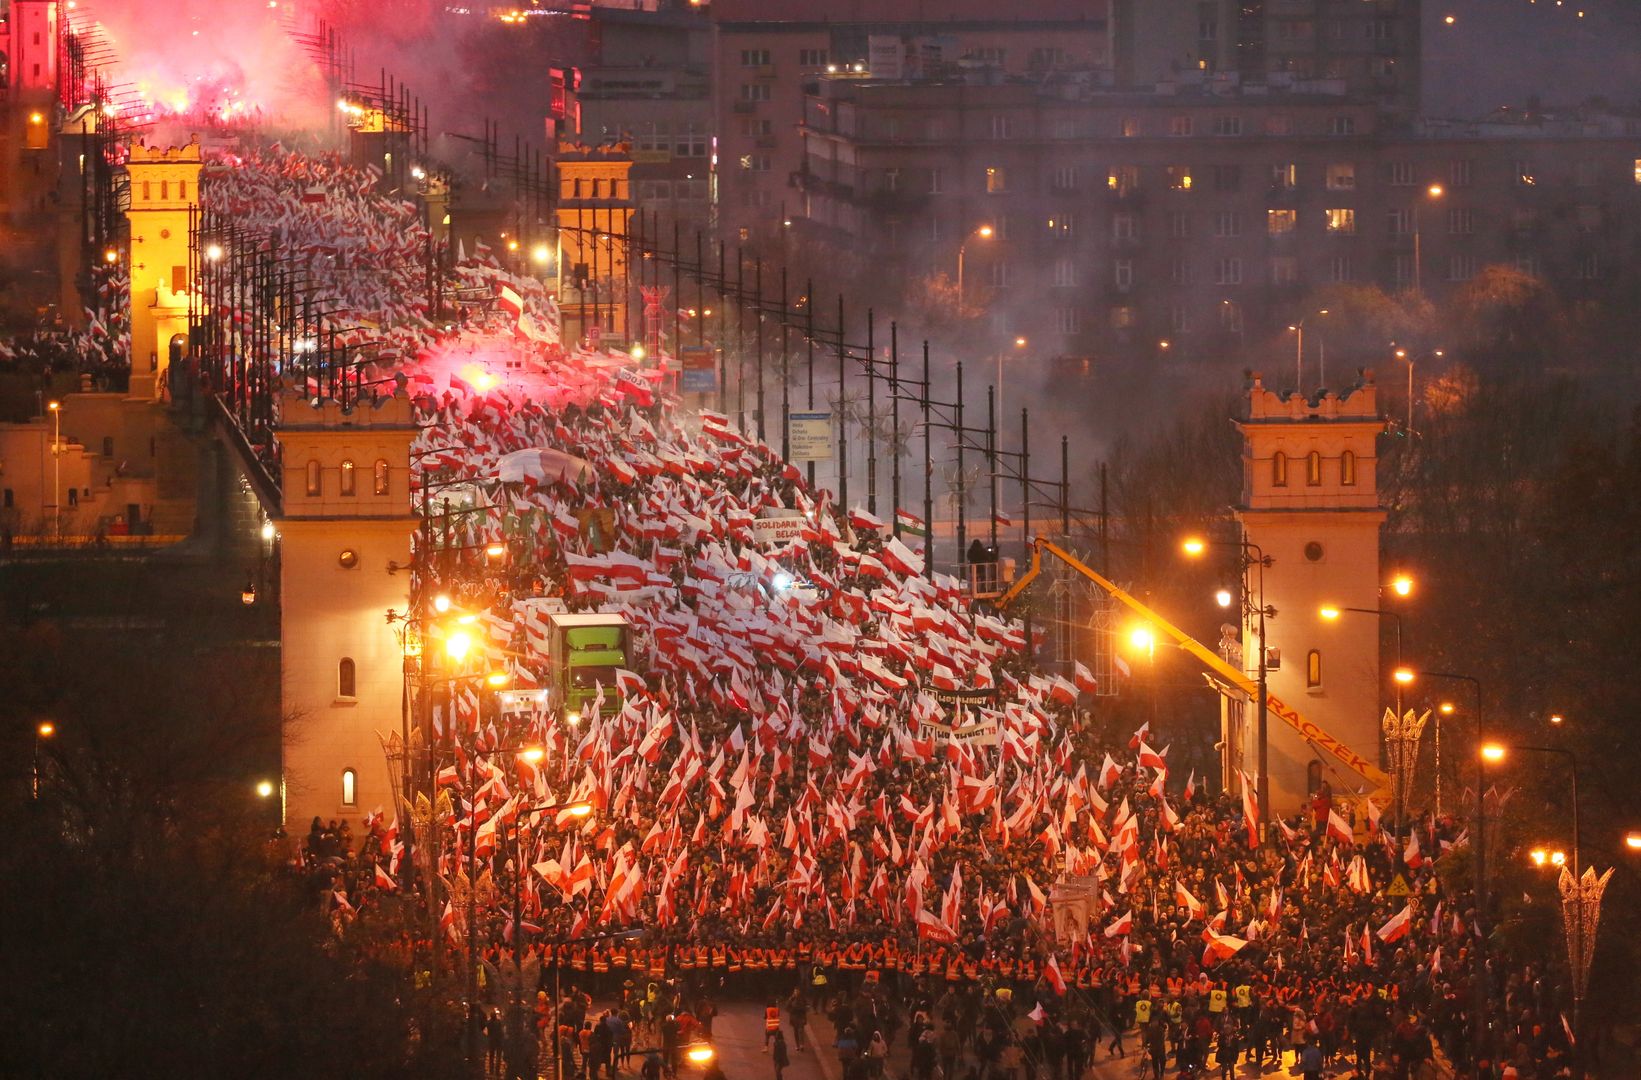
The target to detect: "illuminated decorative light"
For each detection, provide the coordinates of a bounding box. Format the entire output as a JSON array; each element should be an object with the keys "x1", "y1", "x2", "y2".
[
  {"x1": 261, "y1": 521, "x2": 276, "y2": 541},
  {"x1": 256, "y1": 780, "x2": 275, "y2": 798},
  {"x1": 1215, "y1": 589, "x2": 1234, "y2": 608}
]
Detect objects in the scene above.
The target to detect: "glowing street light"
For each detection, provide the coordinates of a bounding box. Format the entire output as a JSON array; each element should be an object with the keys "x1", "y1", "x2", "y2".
[
  {"x1": 1214, "y1": 589, "x2": 1233, "y2": 609},
  {"x1": 519, "y1": 746, "x2": 546, "y2": 766},
  {"x1": 1626, "y1": 833, "x2": 1641, "y2": 852},
  {"x1": 485, "y1": 670, "x2": 511, "y2": 688},
  {"x1": 1480, "y1": 742, "x2": 1506, "y2": 763},
  {"x1": 256, "y1": 779, "x2": 276, "y2": 798},
  {"x1": 205, "y1": 243, "x2": 224, "y2": 261},
  {"x1": 1393, "y1": 667, "x2": 1415, "y2": 685},
  {"x1": 1390, "y1": 574, "x2": 1415, "y2": 598},
  {"x1": 445, "y1": 631, "x2": 472, "y2": 662},
  {"x1": 260, "y1": 521, "x2": 276, "y2": 542},
  {"x1": 1180, "y1": 536, "x2": 1207, "y2": 557},
  {"x1": 1319, "y1": 605, "x2": 1342, "y2": 621},
  {"x1": 1549, "y1": 713, "x2": 1565, "y2": 727},
  {"x1": 1128, "y1": 625, "x2": 1156, "y2": 654},
  {"x1": 433, "y1": 593, "x2": 453, "y2": 614},
  {"x1": 562, "y1": 802, "x2": 594, "y2": 818},
  {"x1": 956, "y1": 225, "x2": 995, "y2": 314}
]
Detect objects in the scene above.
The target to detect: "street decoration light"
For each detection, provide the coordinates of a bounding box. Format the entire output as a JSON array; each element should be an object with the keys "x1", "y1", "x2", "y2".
[{"x1": 1381, "y1": 707, "x2": 1430, "y2": 841}]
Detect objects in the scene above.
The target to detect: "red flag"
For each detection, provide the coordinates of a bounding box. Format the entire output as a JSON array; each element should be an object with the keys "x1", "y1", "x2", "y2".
[
  {"x1": 1044, "y1": 955, "x2": 1067, "y2": 995},
  {"x1": 1327, "y1": 808, "x2": 1354, "y2": 846},
  {"x1": 1376, "y1": 903, "x2": 1414, "y2": 943},
  {"x1": 916, "y1": 908, "x2": 957, "y2": 943},
  {"x1": 375, "y1": 864, "x2": 398, "y2": 891}
]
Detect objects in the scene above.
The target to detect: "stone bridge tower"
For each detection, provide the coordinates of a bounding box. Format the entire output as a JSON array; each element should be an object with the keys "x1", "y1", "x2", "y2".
[
  {"x1": 274, "y1": 389, "x2": 416, "y2": 833},
  {"x1": 1233, "y1": 371, "x2": 1387, "y2": 817},
  {"x1": 123, "y1": 135, "x2": 202, "y2": 399}
]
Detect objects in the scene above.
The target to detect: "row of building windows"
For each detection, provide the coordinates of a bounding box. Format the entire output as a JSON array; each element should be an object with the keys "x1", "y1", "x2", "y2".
[
  {"x1": 959, "y1": 249, "x2": 1593, "y2": 294},
  {"x1": 897, "y1": 204, "x2": 1589, "y2": 246},
  {"x1": 304, "y1": 459, "x2": 391, "y2": 498},
  {"x1": 1271, "y1": 450, "x2": 1357, "y2": 487},
  {"x1": 856, "y1": 157, "x2": 1640, "y2": 199}
]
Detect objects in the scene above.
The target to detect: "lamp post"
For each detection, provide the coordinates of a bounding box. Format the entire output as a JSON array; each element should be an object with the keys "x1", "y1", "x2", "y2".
[
  {"x1": 1183, "y1": 534, "x2": 1273, "y2": 843},
  {"x1": 1402, "y1": 668, "x2": 1484, "y2": 1060},
  {"x1": 1492, "y1": 742, "x2": 1593, "y2": 1074},
  {"x1": 1392, "y1": 348, "x2": 1442, "y2": 438},
  {"x1": 956, "y1": 224, "x2": 993, "y2": 316},
  {"x1": 1477, "y1": 738, "x2": 1503, "y2": 1065},
  {"x1": 47, "y1": 400, "x2": 61, "y2": 542},
  {"x1": 1413, "y1": 184, "x2": 1444, "y2": 295},
  {"x1": 504, "y1": 796, "x2": 592, "y2": 1079},
  {"x1": 33, "y1": 721, "x2": 55, "y2": 799},
  {"x1": 1285, "y1": 309, "x2": 1328, "y2": 391}
]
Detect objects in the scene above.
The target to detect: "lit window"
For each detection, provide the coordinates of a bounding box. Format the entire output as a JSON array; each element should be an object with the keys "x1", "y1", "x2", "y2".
[
  {"x1": 342, "y1": 768, "x2": 358, "y2": 807},
  {"x1": 1306, "y1": 650, "x2": 1323, "y2": 688},
  {"x1": 374, "y1": 459, "x2": 390, "y2": 495},
  {"x1": 985, "y1": 166, "x2": 1007, "y2": 194},
  {"x1": 1325, "y1": 208, "x2": 1356, "y2": 235},
  {"x1": 338, "y1": 657, "x2": 357, "y2": 698},
  {"x1": 1306, "y1": 451, "x2": 1322, "y2": 485},
  {"x1": 1633, "y1": 159, "x2": 1641, "y2": 185},
  {"x1": 306, "y1": 460, "x2": 322, "y2": 497},
  {"x1": 1268, "y1": 210, "x2": 1297, "y2": 236},
  {"x1": 1341, "y1": 450, "x2": 1357, "y2": 486},
  {"x1": 1272, "y1": 451, "x2": 1288, "y2": 487},
  {"x1": 339, "y1": 460, "x2": 356, "y2": 496},
  {"x1": 1167, "y1": 166, "x2": 1193, "y2": 191}
]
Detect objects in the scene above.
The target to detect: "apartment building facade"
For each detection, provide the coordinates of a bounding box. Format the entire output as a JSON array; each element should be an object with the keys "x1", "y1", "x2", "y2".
[
  {"x1": 710, "y1": 0, "x2": 1111, "y2": 240},
  {"x1": 798, "y1": 74, "x2": 1641, "y2": 365},
  {"x1": 1112, "y1": 0, "x2": 1421, "y2": 117}
]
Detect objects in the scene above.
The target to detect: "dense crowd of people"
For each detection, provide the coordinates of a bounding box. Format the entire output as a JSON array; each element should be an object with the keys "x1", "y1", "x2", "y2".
[{"x1": 186, "y1": 140, "x2": 1575, "y2": 1080}]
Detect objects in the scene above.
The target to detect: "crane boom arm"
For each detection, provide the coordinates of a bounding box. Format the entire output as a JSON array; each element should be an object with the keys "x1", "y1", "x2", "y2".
[{"x1": 998, "y1": 538, "x2": 1390, "y2": 791}]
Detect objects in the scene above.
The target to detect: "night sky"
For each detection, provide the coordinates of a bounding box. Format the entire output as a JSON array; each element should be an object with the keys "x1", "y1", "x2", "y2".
[{"x1": 1423, "y1": 0, "x2": 1641, "y2": 115}]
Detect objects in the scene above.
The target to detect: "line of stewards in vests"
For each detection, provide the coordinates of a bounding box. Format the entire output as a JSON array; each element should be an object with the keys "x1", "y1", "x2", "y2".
[{"x1": 531, "y1": 937, "x2": 1404, "y2": 1012}]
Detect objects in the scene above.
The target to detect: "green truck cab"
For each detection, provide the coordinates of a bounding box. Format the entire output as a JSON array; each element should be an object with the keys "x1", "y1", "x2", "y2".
[{"x1": 546, "y1": 612, "x2": 630, "y2": 720}]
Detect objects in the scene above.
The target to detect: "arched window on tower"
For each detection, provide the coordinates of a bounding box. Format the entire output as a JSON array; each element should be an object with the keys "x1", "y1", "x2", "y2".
[
  {"x1": 1271, "y1": 451, "x2": 1288, "y2": 487},
  {"x1": 1340, "y1": 450, "x2": 1357, "y2": 486},
  {"x1": 339, "y1": 459, "x2": 356, "y2": 496},
  {"x1": 1306, "y1": 649, "x2": 1323, "y2": 688},
  {"x1": 374, "y1": 459, "x2": 390, "y2": 496},
  {"x1": 1306, "y1": 450, "x2": 1322, "y2": 486},
  {"x1": 306, "y1": 459, "x2": 322, "y2": 497},
  {"x1": 341, "y1": 768, "x2": 358, "y2": 807},
  {"x1": 338, "y1": 657, "x2": 357, "y2": 698}
]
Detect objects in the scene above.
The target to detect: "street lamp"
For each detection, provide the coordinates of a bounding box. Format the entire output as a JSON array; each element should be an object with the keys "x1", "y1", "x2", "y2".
[
  {"x1": 1413, "y1": 184, "x2": 1445, "y2": 295},
  {"x1": 47, "y1": 400, "x2": 61, "y2": 542},
  {"x1": 1626, "y1": 833, "x2": 1641, "y2": 852},
  {"x1": 1182, "y1": 534, "x2": 1274, "y2": 843},
  {"x1": 33, "y1": 720, "x2": 55, "y2": 800},
  {"x1": 1392, "y1": 349, "x2": 1440, "y2": 438},
  {"x1": 1488, "y1": 741, "x2": 1592, "y2": 1071},
  {"x1": 956, "y1": 224, "x2": 994, "y2": 315},
  {"x1": 256, "y1": 779, "x2": 276, "y2": 799}
]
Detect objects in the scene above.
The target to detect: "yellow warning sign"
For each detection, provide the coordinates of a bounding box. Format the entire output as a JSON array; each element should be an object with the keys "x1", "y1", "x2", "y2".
[{"x1": 1387, "y1": 874, "x2": 1411, "y2": 897}]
